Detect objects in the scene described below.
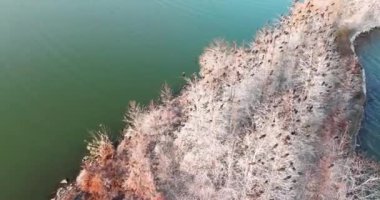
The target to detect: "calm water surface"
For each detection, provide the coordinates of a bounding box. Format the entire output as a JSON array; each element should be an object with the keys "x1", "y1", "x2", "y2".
[
  {"x1": 356, "y1": 29, "x2": 380, "y2": 159},
  {"x1": 0, "y1": 0, "x2": 291, "y2": 199}
]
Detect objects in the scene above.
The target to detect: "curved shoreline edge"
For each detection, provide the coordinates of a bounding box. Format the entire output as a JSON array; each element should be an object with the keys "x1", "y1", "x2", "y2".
[
  {"x1": 350, "y1": 26, "x2": 379, "y2": 149},
  {"x1": 351, "y1": 26, "x2": 380, "y2": 97},
  {"x1": 54, "y1": 0, "x2": 380, "y2": 199}
]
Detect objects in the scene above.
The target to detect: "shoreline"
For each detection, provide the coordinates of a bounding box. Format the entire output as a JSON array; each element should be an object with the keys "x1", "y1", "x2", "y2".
[
  {"x1": 55, "y1": 0, "x2": 380, "y2": 199},
  {"x1": 350, "y1": 26, "x2": 380, "y2": 149},
  {"x1": 351, "y1": 26, "x2": 380, "y2": 97}
]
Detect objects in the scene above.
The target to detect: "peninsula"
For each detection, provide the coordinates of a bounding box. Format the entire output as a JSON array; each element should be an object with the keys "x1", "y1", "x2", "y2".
[{"x1": 55, "y1": 0, "x2": 380, "y2": 199}]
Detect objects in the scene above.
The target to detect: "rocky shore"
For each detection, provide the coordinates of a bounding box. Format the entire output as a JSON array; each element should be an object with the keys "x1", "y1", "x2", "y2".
[{"x1": 55, "y1": 0, "x2": 380, "y2": 199}]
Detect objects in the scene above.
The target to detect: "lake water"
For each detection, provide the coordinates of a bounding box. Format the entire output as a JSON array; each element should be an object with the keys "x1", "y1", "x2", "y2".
[
  {"x1": 356, "y1": 29, "x2": 380, "y2": 159},
  {"x1": 0, "y1": 0, "x2": 291, "y2": 199}
]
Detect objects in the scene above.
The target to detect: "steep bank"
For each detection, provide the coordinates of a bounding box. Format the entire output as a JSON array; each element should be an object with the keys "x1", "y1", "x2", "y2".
[{"x1": 55, "y1": 0, "x2": 380, "y2": 199}]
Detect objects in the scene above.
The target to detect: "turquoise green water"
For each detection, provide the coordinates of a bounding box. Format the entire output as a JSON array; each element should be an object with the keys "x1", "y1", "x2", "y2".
[
  {"x1": 356, "y1": 29, "x2": 380, "y2": 159},
  {"x1": 0, "y1": 1, "x2": 291, "y2": 199}
]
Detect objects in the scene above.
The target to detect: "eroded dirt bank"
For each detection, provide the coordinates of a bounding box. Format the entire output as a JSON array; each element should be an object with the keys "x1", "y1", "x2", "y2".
[{"x1": 55, "y1": 0, "x2": 380, "y2": 199}]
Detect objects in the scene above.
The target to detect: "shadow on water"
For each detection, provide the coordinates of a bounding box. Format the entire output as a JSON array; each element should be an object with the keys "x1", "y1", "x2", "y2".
[{"x1": 355, "y1": 28, "x2": 380, "y2": 160}]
